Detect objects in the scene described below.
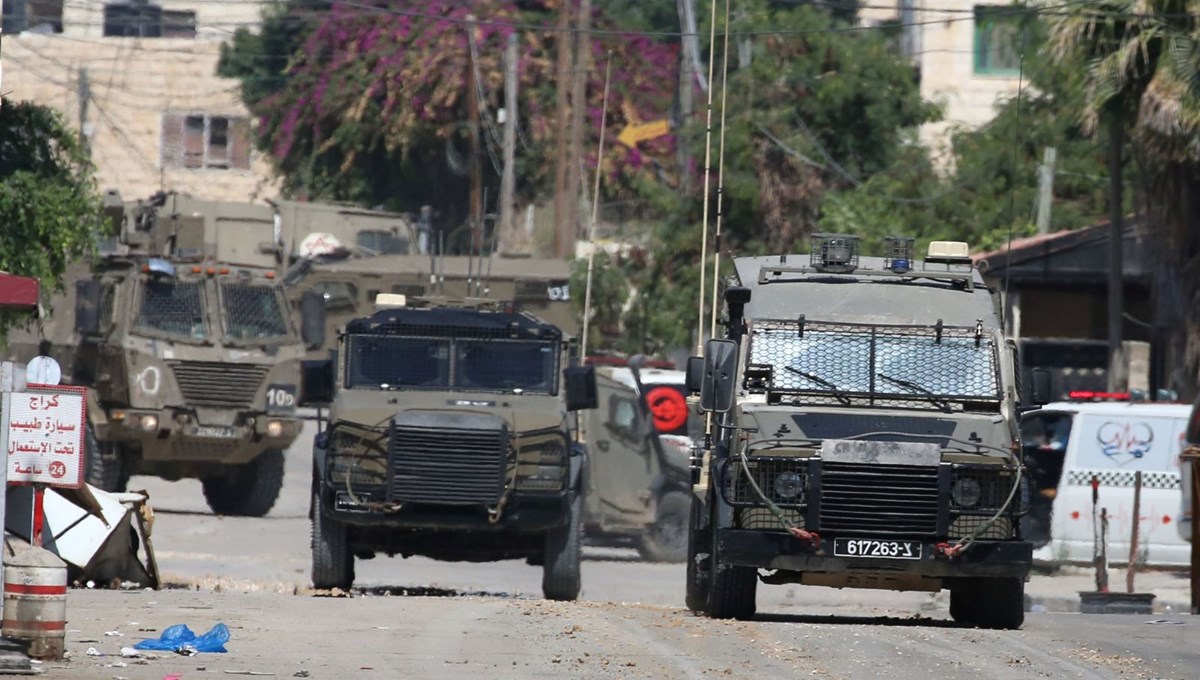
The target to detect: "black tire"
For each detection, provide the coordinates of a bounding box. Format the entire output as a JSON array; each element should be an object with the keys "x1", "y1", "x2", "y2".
[
  {"x1": 636, "y1": 491, "x2": 690, "y2": 563},
  {"x1": 201, "y1": 450, "x2": 285, "y2": 517},
  {"x1": 542, "y1": 491, "x2": 583, "y2": 601},
  {"x1": 310, "y1": 492, "x2": 353, "y2": 590},
  {"x1": 84, "y1": 424, "x2": 129, "y2": 492},
  {"x1": 950, "y1": 578, "x2": 1024, "y2": 629},
  {"x1": 705, "y1": 505, "x2": 757, "y2": 620},
  {"x1": 685, "y1": 494, "x2": 712, "y2": 614}
]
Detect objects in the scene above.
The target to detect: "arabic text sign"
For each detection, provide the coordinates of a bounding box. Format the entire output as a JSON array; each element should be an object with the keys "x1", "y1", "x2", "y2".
[{"x1": 1, "y1": 384, "x2": 86, "y2": 488}]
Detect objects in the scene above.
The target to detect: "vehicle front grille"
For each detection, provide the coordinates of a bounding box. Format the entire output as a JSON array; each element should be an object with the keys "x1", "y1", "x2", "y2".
[
  {"x1": 818, "y1": 462, "x2": 939, "y2": 536},
  {"x1": 389, "y1": 424, "x2": 507, "y2": 505},
  {"x1": 170, "y1": 361, "x2": 267, "y2": 407}
]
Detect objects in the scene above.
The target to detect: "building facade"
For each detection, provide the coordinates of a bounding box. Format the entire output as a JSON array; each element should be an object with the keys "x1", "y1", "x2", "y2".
[{"x1": 1, "y1": 0, "x2": 278, "y2": 202}]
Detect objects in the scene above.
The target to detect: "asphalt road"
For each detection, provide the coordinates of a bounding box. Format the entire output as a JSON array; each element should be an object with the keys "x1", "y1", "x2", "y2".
[{"x1": 41, "y1": 419, "x2": 1195, "y2": 679}]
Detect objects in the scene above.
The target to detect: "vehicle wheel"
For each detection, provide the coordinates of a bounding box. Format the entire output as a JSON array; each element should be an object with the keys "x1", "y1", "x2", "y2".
[
  {"x1": 685, "y1": 494, "x2": 712, "y2": 614},
  {"x1": 950, "y1": 578, "x2": 1024, "y2": 629},
  {"x1": 310, "y1": 492, "x2": 353, "y2": 590},
  {"x1": 705, "y1": 504, "x2": 757, "y2": 620},
  {"x1": 84, "y1": 424, "x2": 129, "y2": 492},
  {"x1": 637, "y1": 491, "x2": 690, "y2": 563},
  {"x1": 201, "y1": 450, "x2": 285, "y2": 517},
  {"x1": 542, "y1": 491, "x2": 583, "y2": 602}
]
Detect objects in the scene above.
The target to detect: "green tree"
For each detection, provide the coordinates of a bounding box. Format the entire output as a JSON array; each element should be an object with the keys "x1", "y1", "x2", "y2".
[
  {"x1": 0, "y1": 99, "x2": 104, "y2": 335},
  {"x1": 1047, "y1": 0, "x2": 1200, "y2": 387}
]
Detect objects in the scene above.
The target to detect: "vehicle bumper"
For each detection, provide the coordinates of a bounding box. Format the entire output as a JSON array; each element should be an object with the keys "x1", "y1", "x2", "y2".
[
  {"x1": 320, "y1": 487, "x2": 572, "y2": 533},
  {"x1": 102, "y1": 410, "x2": 302, "y2": 464},
  {"x1": 718, "y1": 529, "x2": 1032, "y2": 579}
]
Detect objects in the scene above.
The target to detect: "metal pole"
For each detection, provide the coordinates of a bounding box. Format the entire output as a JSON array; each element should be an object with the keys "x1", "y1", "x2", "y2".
[
  {"x1": 1126, "y1": 470, "x2": 1141, "y2": 593},
  {"x1": 1187, "y1": 449, "x2": 1200, "y2": 614},
  {"x1": 1035, "y1": 146, "x2": 1056, "y2": 234},
  {"x1": 566, "y1": 0, "x2": 591, "y2": 250}
]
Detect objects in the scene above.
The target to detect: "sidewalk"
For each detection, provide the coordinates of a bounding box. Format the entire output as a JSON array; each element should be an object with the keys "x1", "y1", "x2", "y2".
[{"x1": 1025, "y1": 565, "x2": 1193, "y2": 614}]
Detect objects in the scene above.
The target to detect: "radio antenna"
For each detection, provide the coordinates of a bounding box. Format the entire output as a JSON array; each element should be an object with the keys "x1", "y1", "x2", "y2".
[
  {"x1": 694, "y1": 0, "x2": 720, "y2": 354},
  {"x1": 708, "y1": 0, "x2": 732, "y2": 339},
  {"x1": 581, "y1": 52, "x2": 614, "y2": 360}
]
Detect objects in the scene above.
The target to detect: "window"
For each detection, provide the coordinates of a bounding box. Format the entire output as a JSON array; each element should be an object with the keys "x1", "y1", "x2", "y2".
[
  {"x1": 133, "y1": 279, "x2": 208, "y2": 341},
  {"x1": 974, "y1": 6, "x2": 1026, "y2": 75},
  {"x1": 103, "y1": 2, "x2": 193, "y2": 37},
  {"x1": 2, "y1": 0, "x2": 63, "y2": 33},
  {"x1": 161, "y1": 113, "x2": 252, "y2": 170}
]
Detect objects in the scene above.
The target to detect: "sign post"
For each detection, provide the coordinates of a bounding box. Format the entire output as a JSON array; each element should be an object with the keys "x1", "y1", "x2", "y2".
[{"x1": 0, "y1": 382, "x2": 87, "y2": 549}]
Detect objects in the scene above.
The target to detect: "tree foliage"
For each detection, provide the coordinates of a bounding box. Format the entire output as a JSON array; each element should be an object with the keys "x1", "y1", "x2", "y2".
[{"x1": 0, "y1": 99, "x2": 103, "y2": 334}]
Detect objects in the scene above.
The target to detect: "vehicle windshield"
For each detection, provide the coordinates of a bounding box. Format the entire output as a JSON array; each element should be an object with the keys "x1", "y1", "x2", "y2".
[
  {"x1": 749, "y1": 321, "x2": 999, "y2": 405},
  {"x1": 132, "y1": 278, "x2": 209, "y2": 341},
  {"x1": 346, "y1": 335, "x2": 557, "y2": 394},
  {"x1": 220, "y1": 282, "x2": 290, "y2": 341}
]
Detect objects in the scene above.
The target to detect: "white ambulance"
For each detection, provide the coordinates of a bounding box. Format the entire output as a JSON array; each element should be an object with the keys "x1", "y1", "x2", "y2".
[{"x1": 1022, "y1": 398, "x2": 1191, "y2": 568}]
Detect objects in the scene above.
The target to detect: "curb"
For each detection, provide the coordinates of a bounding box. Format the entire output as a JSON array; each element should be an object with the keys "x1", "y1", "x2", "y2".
[{"x1": 1026, "y1": 593, "x2": 1192, "y2": 615}]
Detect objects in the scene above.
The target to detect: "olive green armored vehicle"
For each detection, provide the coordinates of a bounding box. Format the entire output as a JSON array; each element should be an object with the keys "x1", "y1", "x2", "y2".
[
  {"x1": 685, "y1": 236, "x2": 1032, "y2": 628},
  {"x1": 9, "y1": 191, "x2": 312, "y2": 516},
  {"x1": 300, "y1": 294, "x2": 596, "y2": 600}
]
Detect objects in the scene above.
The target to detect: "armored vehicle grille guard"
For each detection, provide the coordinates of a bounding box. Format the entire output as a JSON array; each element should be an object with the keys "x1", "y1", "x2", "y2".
[
  {"x1": 747, "y1": 319, "x2": 1001, "y2": 410},
  {"x1": 389, "y1": 418, "x2": 509, "y2": 506},
  {"x1": 719, "y1": 458, "x2": 1021, "y2": 538},
  {"x1": 169, "y1": 361, "x2": 268, "y2": 407}
]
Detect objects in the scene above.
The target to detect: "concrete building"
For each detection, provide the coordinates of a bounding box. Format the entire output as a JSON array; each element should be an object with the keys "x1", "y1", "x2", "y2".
[
  {"x1": 0, "y1": 0, "x2": 278, "y2": 201},
  {"x1": 861, "y1": 0, "x2": 1027, "y2": 156}
]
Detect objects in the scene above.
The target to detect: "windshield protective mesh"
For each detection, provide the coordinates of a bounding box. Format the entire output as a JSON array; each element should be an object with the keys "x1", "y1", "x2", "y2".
[
  {"x1": 220, "y1": 282, "x2": 289, "y2": 340},
  {"x1": 133, "y1": 279, "x2": 207, "y2": 339},
  {"x1": 748, "y1": 319, "x2": 1000, "y2": 406}
]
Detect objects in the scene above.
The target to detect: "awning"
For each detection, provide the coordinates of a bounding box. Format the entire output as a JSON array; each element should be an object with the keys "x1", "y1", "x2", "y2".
[{"x1": 0, "y1": 272, "x2": 39, "y2": 310}]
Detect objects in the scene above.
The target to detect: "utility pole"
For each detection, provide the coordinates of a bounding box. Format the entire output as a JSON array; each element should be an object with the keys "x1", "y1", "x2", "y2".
[
  {"x1": 674, "y1": 1, "x2": 693, "y2": 197},
  {"x1": 566, "y1": 0, "x2": 591, "y2": 251},
  {"x1": 1107, "y1": 118, "x2": 1125, "y2": 392},
  {"x1": 499, "y1": 32, "x2": 519, "y2": 239},
  {"x1": 77, "y1": 68, "x2": 91, "y2": 156},
  {"x1": 552, "y1": 2, "x2": 574, "y2": 258},
  {"x1": 1035, "y1": 146, "x2": 1056, "y2": 234},
  {"x1": 466, "y1": 20, "x2": 483, "y2": 260}
]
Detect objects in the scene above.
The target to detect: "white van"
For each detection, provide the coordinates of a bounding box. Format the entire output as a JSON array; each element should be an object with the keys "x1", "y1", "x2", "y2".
[{"x1": 1022, "y1": 401, "x2": 1190, "y2": 568}]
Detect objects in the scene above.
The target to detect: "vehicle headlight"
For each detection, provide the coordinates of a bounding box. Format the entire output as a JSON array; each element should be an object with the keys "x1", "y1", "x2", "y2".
[
  {"x1": 773, "y1": 471, "x2": 805, "y2": 500},
  {"x1": 951, "y1": 478, "x2": 983, "y2": 508},
  {"x1": 515, "y1": 436, "x2": 568, "y2": 491},
  {"x1": 327, "y1": 430, "x2": 386, "y2": 485},
  {"x1": 267, "y1": 420, "x2": 285, "y2": 437},
  {"x1": 516, "y1": 464, "x2": 565, "y2": 491},
  {"x1": 139, "y1": 414, "x2": 159, "y2": 432}
]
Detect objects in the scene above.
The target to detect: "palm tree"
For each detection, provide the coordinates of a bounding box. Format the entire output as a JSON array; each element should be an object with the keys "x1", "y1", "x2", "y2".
[{"x1": 1047, "y1": 0, "x2": 1200, "y2": 392}]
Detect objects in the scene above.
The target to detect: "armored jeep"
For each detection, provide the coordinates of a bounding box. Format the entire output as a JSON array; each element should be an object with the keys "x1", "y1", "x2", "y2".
[
  {"x1": 9, "y1": 191, "x2": 310, "y2": 516},
  {"x1": 301, "y1": 295, "x2": 596, "y2": 600},
  {"x1": 685, "y1": 236, "x2": 1032, "y2": 628},
  {"x1": 583, "y1": 363, "x2": 698, "y2": 562}
]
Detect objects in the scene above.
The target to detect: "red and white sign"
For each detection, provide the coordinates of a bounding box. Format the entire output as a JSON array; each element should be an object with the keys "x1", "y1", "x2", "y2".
[{"x1": 1, "y1": 384, "x2": 86, "y2": 488}]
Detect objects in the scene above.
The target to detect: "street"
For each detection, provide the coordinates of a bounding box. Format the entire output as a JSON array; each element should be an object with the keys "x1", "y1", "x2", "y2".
[{"x1": 38, "y1": 420, "x2": 1198, "y2": 679}]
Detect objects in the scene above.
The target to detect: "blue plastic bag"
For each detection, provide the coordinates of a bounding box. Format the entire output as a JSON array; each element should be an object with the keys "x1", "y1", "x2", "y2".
[{"x1": 134, "y1": 623, "x2": 230, "y2": 653}]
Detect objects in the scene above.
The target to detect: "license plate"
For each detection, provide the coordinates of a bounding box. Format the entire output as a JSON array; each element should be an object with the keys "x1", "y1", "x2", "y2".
[
  {"x1": 833, "y1": 538, "x2": 922, "y2": 560},
  {"x1": 194, "y1": 425, "x2": 236, "y2": 438}
]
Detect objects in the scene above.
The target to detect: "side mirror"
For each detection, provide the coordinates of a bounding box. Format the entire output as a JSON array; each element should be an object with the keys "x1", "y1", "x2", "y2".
[
  {"x1": 299, "y1": 359, "x2": 335, "y2": 406},
  {"x1": 685, "y1": 356, "x2": 703, "y2": 393},
  {"x1": 1030, "y1": 368, "x2": 1052, "y2": 405},
  {"x1": 300, "y1": 290, "x2": 327, "y2": 349},
  {"x1": 700, "y1": 338, "x2": 739, "y2": 413},
  {"x1": 564, "y1": 365, "x2": 598, "y2": 411},
  {"x1": 74, "y1": 280, "x2": 103, "y2": 336}
]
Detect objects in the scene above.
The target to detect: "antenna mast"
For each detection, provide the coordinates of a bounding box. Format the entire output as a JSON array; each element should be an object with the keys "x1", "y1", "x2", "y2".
[{"x1": 581, "y1": 53, "x2": 614, "y2": 360}]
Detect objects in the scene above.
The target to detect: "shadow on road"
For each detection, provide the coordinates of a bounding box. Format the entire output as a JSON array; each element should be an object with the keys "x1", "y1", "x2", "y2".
[
  {"x1": 309, "y1": 585, "x2": 533, "y2": 599},
  {"x1": 753, "y1": 612, "x2": 965, "y2": 628}
]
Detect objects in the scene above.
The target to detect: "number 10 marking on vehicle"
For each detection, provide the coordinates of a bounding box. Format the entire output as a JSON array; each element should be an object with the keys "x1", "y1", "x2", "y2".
[
  {"x1": 833, "y1": 538, "x2": 922, "y2": 560},
  {"x1": 266, "y1": 386, "x2": 296, "y2": 409}
]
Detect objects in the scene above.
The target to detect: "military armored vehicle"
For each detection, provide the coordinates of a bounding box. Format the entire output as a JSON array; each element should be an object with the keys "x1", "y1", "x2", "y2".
[
  {"x1": 583, "y1": 363, "x2": 698, "y2": 562},
  {"x1": 9, "y1": 190, "x2": 313, "y2": 516},
  {"x1": 284, "y1": 252, "x2": 576, "y2": 360},
  {"x1": 685, "y1": 236, "x2": 1032, "y2": 628},
  {"x1": 300, "y1": 294, "x2": 596, "y2": 600}
]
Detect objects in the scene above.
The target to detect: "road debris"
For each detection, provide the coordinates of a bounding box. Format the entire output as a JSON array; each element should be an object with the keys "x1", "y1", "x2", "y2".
[{"x1": 134, "y1": 623, "x2": 230, "y2": 653}]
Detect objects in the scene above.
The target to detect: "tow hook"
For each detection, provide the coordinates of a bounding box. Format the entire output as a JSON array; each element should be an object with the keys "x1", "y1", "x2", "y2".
[
  {"x1": 935, "y1": 542, "x2": 964, "y2": 559},
  {"x1": 788, "y1": 527, "x2": 821, "y2": 551}
]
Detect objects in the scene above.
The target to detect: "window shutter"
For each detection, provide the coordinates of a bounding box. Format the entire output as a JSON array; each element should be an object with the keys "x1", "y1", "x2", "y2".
[
  {"x1": 160, "y1": 112, "x2": 184, "y2": 168},
  {"x1": 183, "y1": 115, "x2": 205, "y2": 168},
  {"x1": 229, "y1": 117, "x2": 252, "y2": 170}
]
